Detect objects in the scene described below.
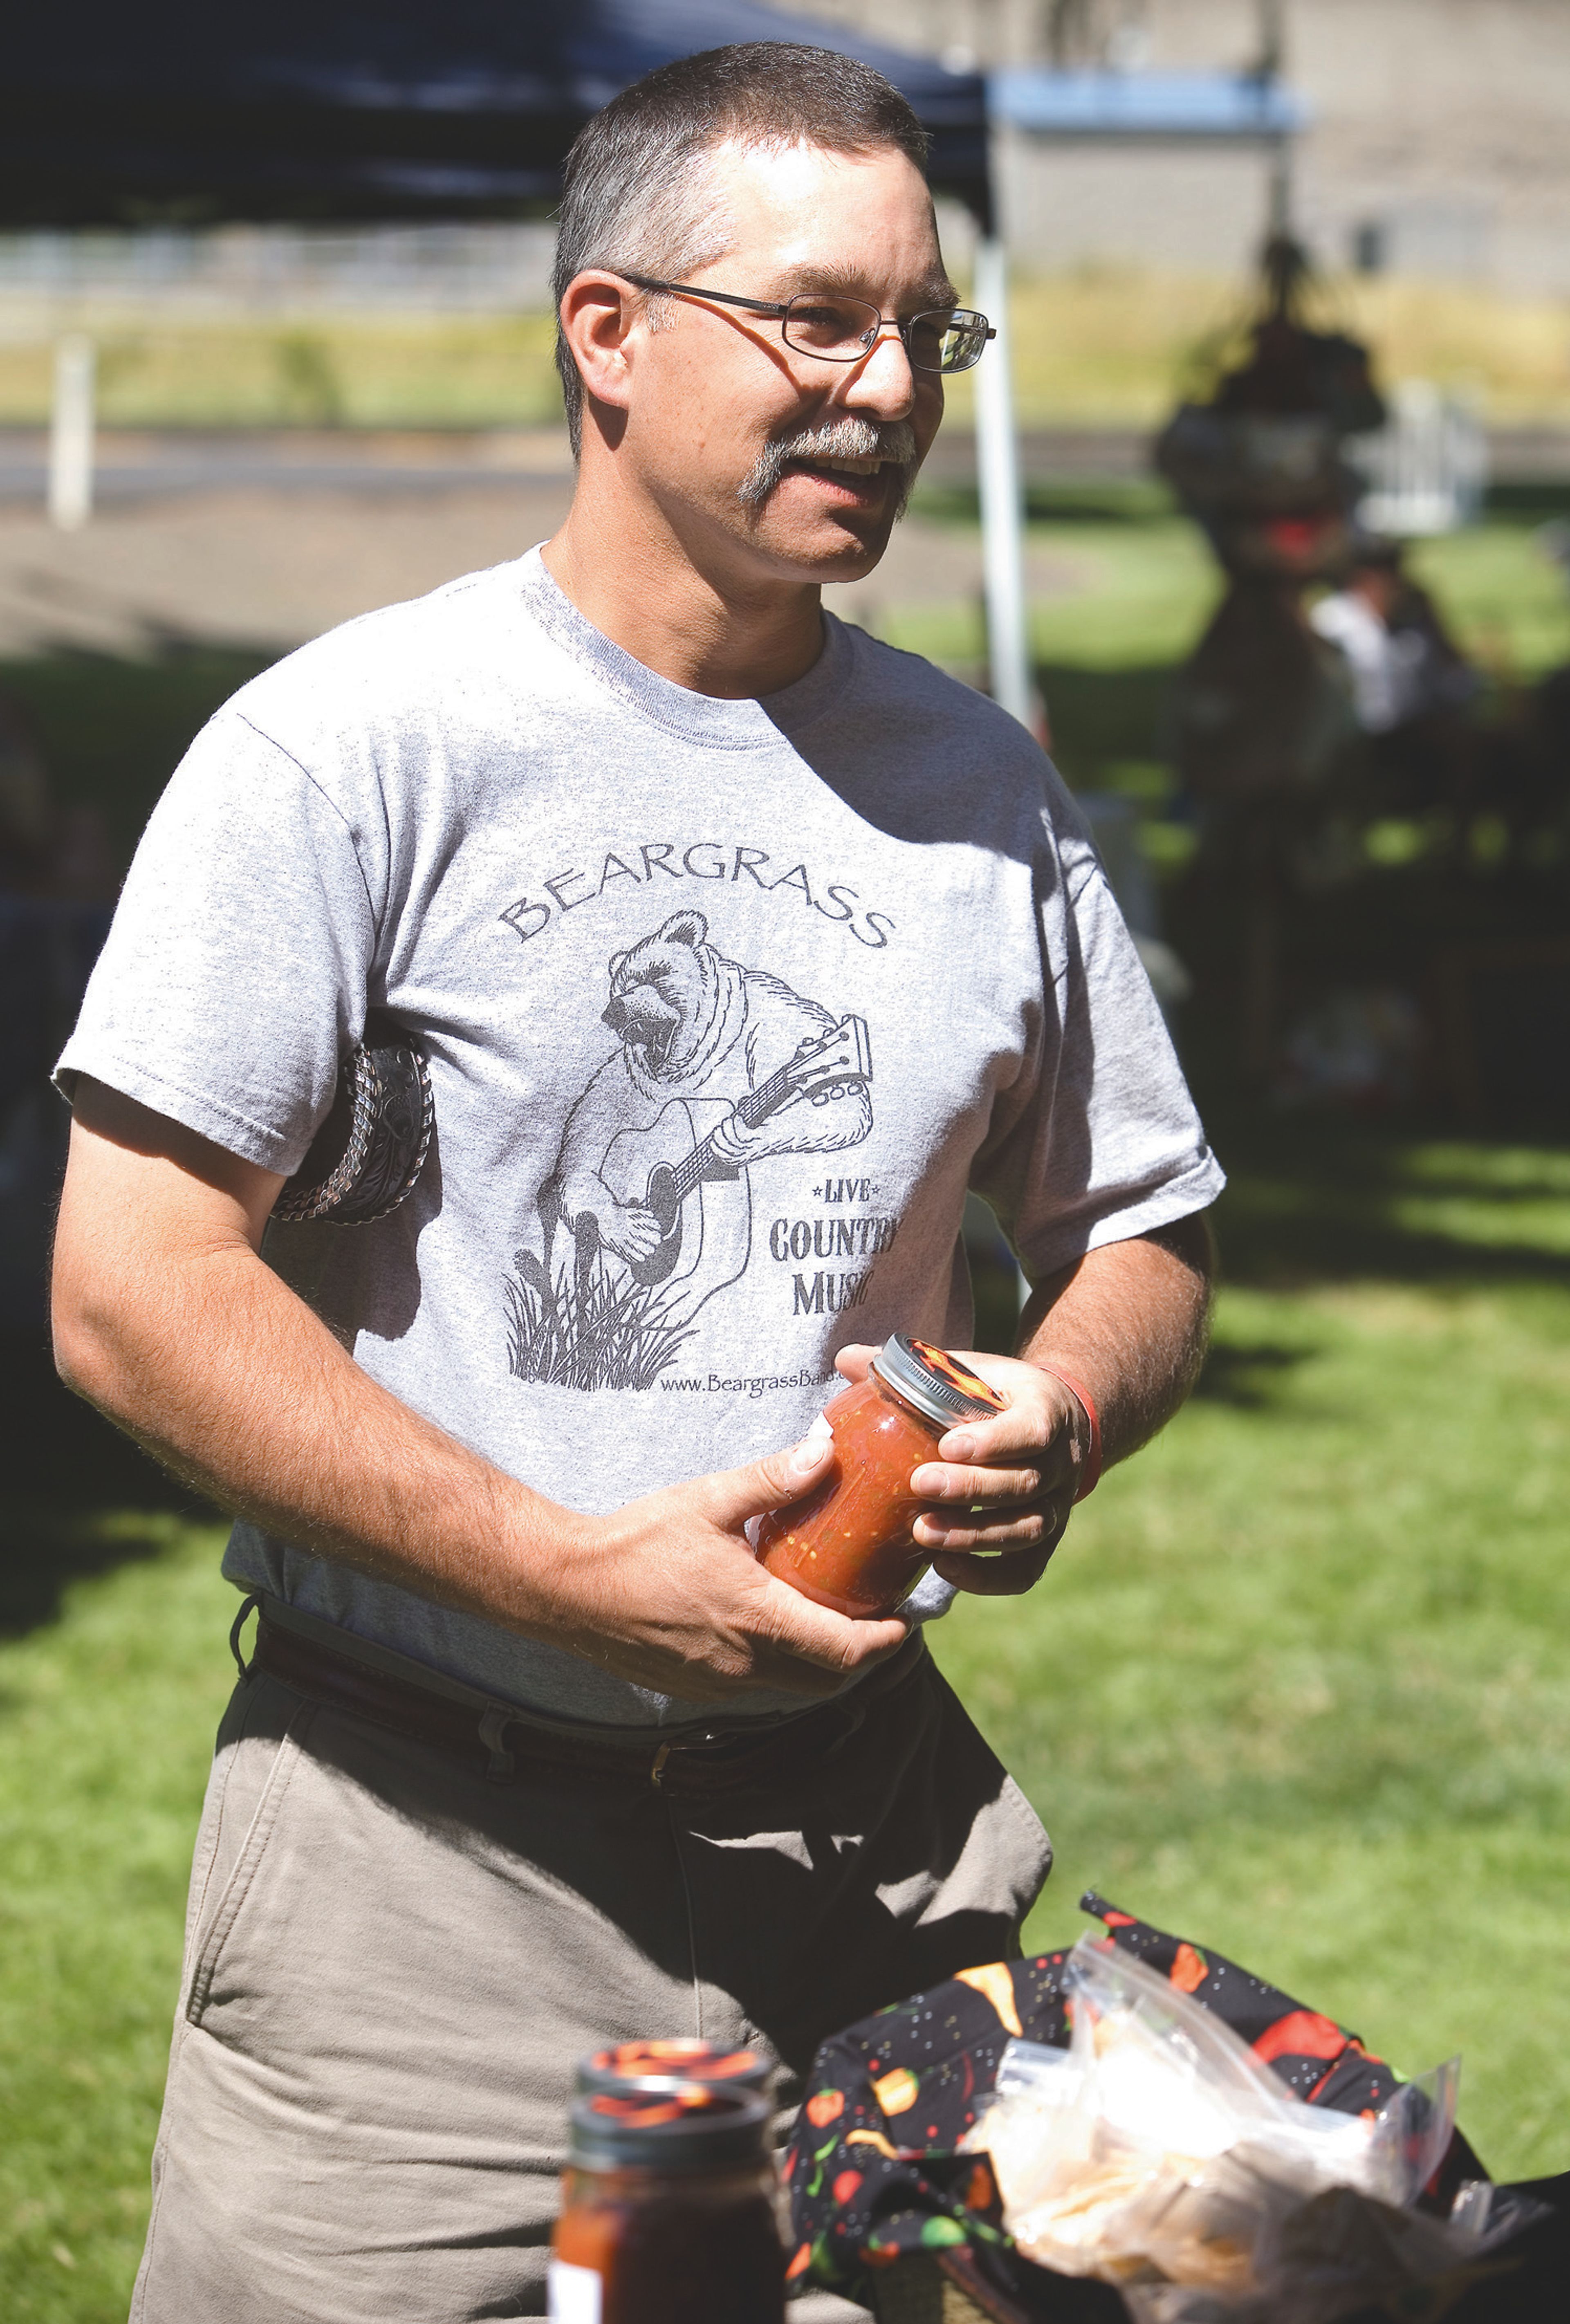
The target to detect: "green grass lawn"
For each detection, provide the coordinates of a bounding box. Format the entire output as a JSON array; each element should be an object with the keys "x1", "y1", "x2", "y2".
[
  {"x1": 940, "y1": 1114, "x2": 1570, "y2": 2185},
  {"x1": 3, "y1": 1113, "x2": 1568, "y2": 2319},
  {"x1": 5, "y1": 269, "x2": 1570, "y2": 428}
]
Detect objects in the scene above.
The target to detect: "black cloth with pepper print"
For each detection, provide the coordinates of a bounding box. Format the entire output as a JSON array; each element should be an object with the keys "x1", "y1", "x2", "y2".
[{"x1": 782, "y1": 1891, "x2": 1453, "y2": 2319}]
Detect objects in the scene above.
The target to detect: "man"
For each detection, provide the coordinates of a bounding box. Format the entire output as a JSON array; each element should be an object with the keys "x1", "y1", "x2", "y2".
[{"x1": 51, "y1": 43, "x2": 1223, "y2": 2323}]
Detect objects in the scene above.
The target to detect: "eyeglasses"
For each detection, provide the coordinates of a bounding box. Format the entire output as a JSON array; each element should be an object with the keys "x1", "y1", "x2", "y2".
[{"x1": 611, "y1": 269, "x2": 994, "y2": 375}]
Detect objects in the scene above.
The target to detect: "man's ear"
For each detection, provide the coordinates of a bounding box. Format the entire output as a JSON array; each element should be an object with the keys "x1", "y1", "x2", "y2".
[{"x1": 558, "y1": 272, "x2": 643, "y2": 431}]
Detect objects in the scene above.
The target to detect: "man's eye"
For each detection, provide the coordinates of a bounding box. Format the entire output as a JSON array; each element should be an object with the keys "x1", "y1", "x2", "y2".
[{"x1": 796, "y1": 304, "x2": 853, "y2": 334}]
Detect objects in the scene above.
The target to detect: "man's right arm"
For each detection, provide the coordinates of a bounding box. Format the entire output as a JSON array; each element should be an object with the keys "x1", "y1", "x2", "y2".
[{"x1": 51, "y1": 1076, "x2": 906, "y2": 1703}]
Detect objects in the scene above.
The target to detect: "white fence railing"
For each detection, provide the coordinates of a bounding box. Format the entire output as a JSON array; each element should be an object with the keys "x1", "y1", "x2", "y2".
[{"x1": 1350, "y1": 378, "x2": 1488, "y2": 537}]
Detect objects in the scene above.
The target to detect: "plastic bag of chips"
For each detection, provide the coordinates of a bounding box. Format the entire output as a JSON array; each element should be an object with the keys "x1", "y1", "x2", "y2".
[{"x1": 964, "y1": 1937, "x2": 1533, "y2": 2322}]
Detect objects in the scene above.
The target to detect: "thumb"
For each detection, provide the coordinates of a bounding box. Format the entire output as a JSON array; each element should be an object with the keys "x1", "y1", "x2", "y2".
[{"x1": 701, "y1": 1427, "x2": 836, "y2": 1533}]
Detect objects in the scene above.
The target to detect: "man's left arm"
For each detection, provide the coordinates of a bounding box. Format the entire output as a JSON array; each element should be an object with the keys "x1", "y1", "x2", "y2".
[{"x1": 835, "y1": 1209, "x2": 1215, "y2": 1596}]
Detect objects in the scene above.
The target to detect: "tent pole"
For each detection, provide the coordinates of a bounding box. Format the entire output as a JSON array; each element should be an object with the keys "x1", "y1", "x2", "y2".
[
  {"x1": 973, "y1": 235, "x2": 1032, "y2": 728},
  {"x1": 49, "y1": 335, "x2": 96, "y2": 530}
]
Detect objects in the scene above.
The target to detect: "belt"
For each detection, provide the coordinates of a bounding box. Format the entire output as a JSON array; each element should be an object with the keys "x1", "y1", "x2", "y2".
[{"x1": 239, "y1": 1598, "x2": 926, "y2": 1796}]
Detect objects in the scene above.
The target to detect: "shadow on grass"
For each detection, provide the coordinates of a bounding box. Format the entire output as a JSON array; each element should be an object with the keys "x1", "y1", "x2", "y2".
[
  {"x1": 1481, "y1": 481, "x2": 1570, "y2": 525},
  {"x1": 0, "y1": 1332, "x2": 213, "y2": 1636},
  {"x1": 2, "y1": 643, "x2": 279, "y2": 866},
  {"x1": 1202, "y1": 1104, "x2": 1570, "y2": 1292},
  {"x1": 1038, "y1": 662, "x2": 1179, "y2": 786},
  {"x1": 1192, "y1": 1341, "x2": 1309, "y2": 1408}
]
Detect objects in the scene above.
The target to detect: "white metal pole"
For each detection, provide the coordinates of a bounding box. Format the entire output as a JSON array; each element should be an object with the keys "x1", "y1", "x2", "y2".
[
  {"x1": 49, "y1": 334, "x2": 96, "y2": 530},
  {"x1": 972, "y1": 235, "x2": 1032, "y2": 727}
]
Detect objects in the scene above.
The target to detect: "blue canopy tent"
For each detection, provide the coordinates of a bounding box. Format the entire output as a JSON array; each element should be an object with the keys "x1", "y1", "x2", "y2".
[{"x1": 0, "y1": 0, "x2": 990, "y2": 227}]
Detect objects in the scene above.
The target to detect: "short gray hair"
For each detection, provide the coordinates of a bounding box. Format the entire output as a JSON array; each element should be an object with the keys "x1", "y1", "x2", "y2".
[{"x1": 552, "y1": 43, "x2": 930, "y2": 457}]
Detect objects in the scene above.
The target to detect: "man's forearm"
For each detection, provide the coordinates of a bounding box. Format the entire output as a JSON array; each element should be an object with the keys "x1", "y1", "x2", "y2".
[
  {"x1": 52, "y1": 1119, "x2": 574, "y2": 1639},
  {"x1": 1017, "y1": 1213, "x2": 1214, "y2": 1467},
  {"x1": 64, "y1": 1242, "x2": 573, "y2": 1632}
]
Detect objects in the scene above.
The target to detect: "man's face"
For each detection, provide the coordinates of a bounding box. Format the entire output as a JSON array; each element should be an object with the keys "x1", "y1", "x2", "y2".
[{"x1": 605, "y1": 141, "x2": 952, "y2": 587}]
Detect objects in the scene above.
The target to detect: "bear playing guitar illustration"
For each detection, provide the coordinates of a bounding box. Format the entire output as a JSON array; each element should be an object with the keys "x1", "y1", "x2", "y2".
[{"x1": 507, "y1": 910, "x2": 874, "y2": 1389}]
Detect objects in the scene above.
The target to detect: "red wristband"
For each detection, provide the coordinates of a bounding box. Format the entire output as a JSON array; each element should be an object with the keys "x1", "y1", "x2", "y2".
[{"x1": 1038, "y1": 1365, "x2": 1102, "y2": 1502}]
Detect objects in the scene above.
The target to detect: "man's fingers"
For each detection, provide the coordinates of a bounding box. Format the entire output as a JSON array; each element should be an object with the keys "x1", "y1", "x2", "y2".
[
  {"x1": 749, "y1": 1574, "x2": 910, "y2": 1673},
  {"x1": 698, "y1": 1433, "x2": 836, "y2": 1531},
  {"x1": 833, "y1": 1343, "x2": 876, "y2": 1384},
  {"x1": 911, "y1": 1460, "x2": 1044, "y2": 1504},
  {"x1": 914, "y1": 1507, "x2": 1052, "y2": 1552},
  {"x1": 932, "y1": 1542, "x2": 1058, "y2": 1596}
]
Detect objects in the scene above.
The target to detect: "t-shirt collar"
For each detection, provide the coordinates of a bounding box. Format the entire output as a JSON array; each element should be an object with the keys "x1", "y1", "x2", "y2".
[{"x1": 516, "y1": 543, "x2": 856, "y2": 752}]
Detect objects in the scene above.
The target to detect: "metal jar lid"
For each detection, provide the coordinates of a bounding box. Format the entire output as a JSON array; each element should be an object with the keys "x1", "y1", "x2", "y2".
[
  {"x1": 568, "y1": 2085, "x2": 772, "y2": 2174},
  {"x1": 870, "y1": 1335, "x2": 1007, "y2": 1432},
  {"x1": 576, "y1": 2040, "x2": 773, "y2": 2099}
]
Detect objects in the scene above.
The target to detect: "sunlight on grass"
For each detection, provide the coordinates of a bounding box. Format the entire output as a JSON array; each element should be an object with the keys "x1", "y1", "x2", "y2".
[
  {"x1": 881, "y1": 506, "x2": 1570, "y2": 763},
  {"x1": 2, "y1": 267, "x2": 1568, "y2": 430},
  {"x1": 5, "y1": 1189, "x2": 1567, "y2": 2324},
  {"x1": 1, "y1": 1116, "x2": 1568, "y2": 2322},
  {"x1": 0, "y1": 1528, "x2": 234, "y2": 2324},
  {"x1": 934, "y1": 1158, "x2": 1570, "y2": 2183},
  {"x1": 1409, "y1": 526, "x2": 1570, "y2": 685},
  {"x1": 0, "y1": 314, "x2": 564, "y2": 431}
]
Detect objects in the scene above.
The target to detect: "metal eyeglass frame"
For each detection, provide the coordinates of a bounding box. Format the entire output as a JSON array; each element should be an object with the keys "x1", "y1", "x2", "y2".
[{"x1": 610, "y1": 269, "x2": 995, "y2": 375}]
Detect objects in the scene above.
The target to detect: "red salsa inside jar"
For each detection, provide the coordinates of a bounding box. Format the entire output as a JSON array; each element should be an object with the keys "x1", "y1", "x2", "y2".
[
  {"x1": 550, "y1": 2084, "x2": 782, "y2": 2324},
  {"x1": 755, "y1": 1336, "x2": 1007, "y2": 1619}
]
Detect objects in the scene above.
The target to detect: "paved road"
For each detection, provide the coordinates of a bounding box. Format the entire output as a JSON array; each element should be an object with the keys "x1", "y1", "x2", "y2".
[
  {"x1": 0, "y1": 422, "x2": 1103, "y2": 657},
  {"x1": 0, "y1": 424, "x2": 1156, "y2": 508},
  {"x1": 0, "y1": 471, "x2": 1088, "y2": 662},
  {"x1": 0, "y1": 426, "x2": 579, "y2": 507}
]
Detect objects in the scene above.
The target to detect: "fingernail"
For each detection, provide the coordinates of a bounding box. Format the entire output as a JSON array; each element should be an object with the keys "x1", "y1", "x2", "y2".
[
  {"x1": 942, "y1": 1432, "x2": 976, "y2": 1461},
  {"x1": 790, "y1": 1437, "x2": 829, "y2": 1475}
]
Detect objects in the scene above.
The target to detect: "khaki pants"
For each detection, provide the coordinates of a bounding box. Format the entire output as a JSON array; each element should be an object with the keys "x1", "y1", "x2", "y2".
[{"x1": 131, "y1": 1639, "x2": 1051, "y2": 2322}]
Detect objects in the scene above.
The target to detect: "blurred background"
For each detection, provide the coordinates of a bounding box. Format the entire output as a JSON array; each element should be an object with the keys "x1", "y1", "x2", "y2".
[{"x1": 2, "y1": 2, "x2": 1568, "y2": 2315}]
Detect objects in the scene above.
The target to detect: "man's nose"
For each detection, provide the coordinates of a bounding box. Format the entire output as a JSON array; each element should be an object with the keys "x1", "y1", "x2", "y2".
[{"x1": 839, "y1": 327, "x2": 917, "y2": 421}]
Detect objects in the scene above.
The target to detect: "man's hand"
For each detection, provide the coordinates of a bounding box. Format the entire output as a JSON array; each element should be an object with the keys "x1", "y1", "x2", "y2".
[
  {"x1": 553, "y1": 1437, "x2": 909, "y2": 1700},
  {"x1": 830, "y1": 1215, "x2": 1215, "y2": 1601},
  {"x1": 834, "y1": 1345, "x2": 1085, "y2": 1599}
]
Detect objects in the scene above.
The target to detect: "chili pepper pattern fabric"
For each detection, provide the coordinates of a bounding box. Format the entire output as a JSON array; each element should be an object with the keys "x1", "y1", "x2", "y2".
[{"x1": 783, "y1": 1891, "x2": 1404, "y2": 2315}]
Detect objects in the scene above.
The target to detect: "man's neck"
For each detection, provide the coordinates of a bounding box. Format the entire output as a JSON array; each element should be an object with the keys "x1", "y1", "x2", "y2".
[{"x1": 541, "y1": 458, "x2": 826, "y2": 703}]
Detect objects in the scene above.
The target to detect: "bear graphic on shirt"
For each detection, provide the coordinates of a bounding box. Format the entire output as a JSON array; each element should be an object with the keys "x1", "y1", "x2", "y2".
[
  {"x1": 508, "y1": 910, "x2": 873, "y2": 1389},
  {"x1": 556, "y1": 908, "x2": 872, "y2": 1263}
]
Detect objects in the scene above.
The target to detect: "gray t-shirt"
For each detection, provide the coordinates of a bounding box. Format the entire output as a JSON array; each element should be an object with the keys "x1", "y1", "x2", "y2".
[{"x1": 58, "y1": 548, "x2": 1223, "y2": 1727}]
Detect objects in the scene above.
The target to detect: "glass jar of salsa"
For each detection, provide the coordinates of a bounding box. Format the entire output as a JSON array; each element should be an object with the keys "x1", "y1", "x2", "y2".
[
  {"x1": 549, "y1": 2085, "x2": 783, "y2": 2324},
  {"x1": 755, "y1": 1336, "x2": 1007, "y2": 1619},
  {"x1": 576, "y1": 2040, "x2": 773, "y2": 2099}
]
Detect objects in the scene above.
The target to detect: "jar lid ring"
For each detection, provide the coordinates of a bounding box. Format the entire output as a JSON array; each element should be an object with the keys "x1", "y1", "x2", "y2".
[{"x1": 870, "y1": 1335, "x2": 1007, "y2": 1429}]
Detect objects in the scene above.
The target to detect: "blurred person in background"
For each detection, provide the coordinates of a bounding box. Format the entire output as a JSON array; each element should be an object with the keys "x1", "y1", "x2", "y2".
[
  {"x1": 1311, "y1": 536, "x2": 1480, "y2": 813},
  {"x1": 48, "y1": 44, "x2": 1220, "y2": 2324}
]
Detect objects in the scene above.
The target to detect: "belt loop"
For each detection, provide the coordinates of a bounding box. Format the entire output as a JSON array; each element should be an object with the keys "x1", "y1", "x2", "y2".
[
  {"x1": 229, "y1": 1592, "x2": 262, "y2": 1682},
  {"x1": 478, "y1": 1707, "x2": 516, "y2": 1784}
]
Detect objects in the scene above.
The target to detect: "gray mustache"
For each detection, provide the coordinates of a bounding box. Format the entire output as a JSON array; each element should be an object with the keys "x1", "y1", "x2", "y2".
[{"x1": 738, "y1": 418, "x2": 920, "y2": 509}]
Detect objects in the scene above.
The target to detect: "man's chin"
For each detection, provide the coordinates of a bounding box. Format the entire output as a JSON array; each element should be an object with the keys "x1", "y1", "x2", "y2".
[{"x1": 756, "y1": 509, "x2": 902, "y2": 586}]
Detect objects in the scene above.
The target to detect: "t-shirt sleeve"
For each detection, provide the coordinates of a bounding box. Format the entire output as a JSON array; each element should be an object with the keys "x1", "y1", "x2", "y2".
[
  {"x1": 969, "y1": 823, "x2": 1225, "y2": 1281},
  {"x1": 54, "y1": 708, "x2": 380, "y2": 1174}
]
